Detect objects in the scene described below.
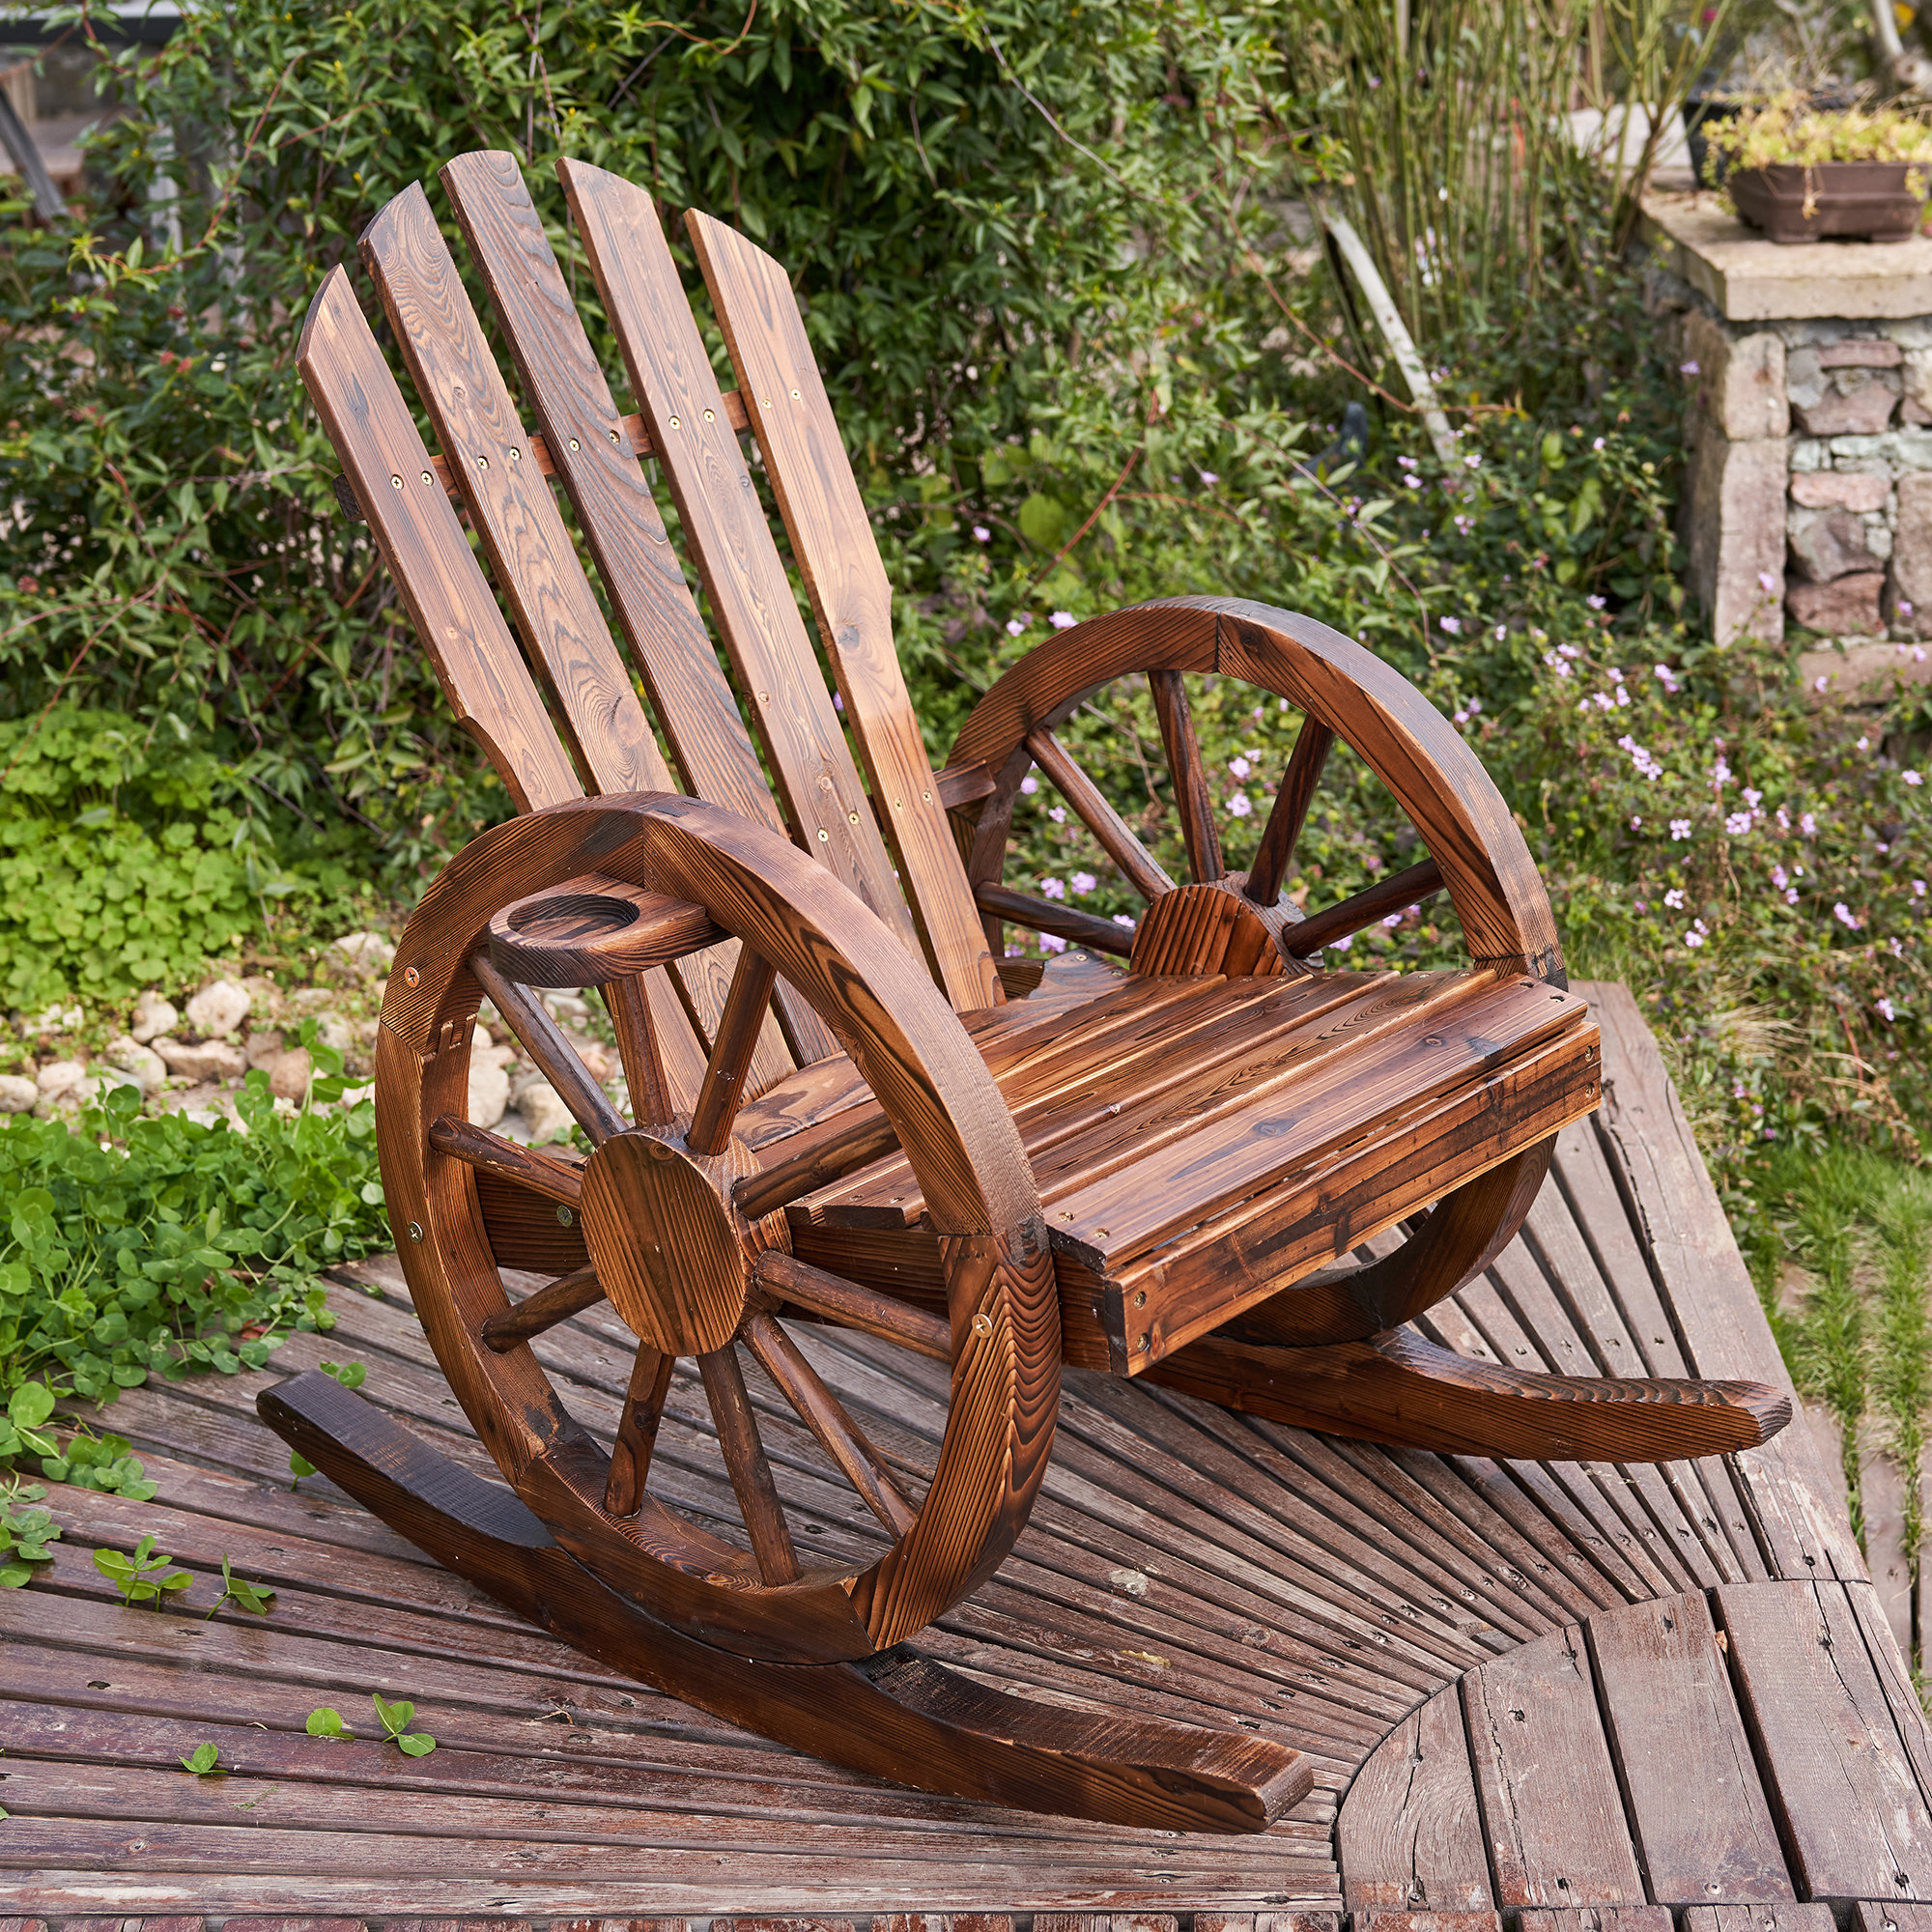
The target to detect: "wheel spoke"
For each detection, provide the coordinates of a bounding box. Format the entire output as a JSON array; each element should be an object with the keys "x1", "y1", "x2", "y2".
[
  {"x1": 735, "y1": 1110, "x2": 902, "y2": 1221},
  {"x1": 753, "y1": 1252, "x2": 952, "y2": 1361},
  {"x1": 602, "y1": 972, "x2": 676, "y2": 1124},
  {"x1": 686, "y1": 945, "x2": 780, "y2": 1155},
  {"x1": 1149, "y1": 668, "x2": 1223, "y2": 884},
  {"x1": 606, "y1": 1342, "x2": 675, "y2": 1515},
  {"x1": 972, "y1": 883, "x2": 1134, "y2": 957},
  {"x1": 743, "y1": 1310, "x2": 918, "y2": 1537},
  {"x1": 471, "y1": 952, "x2": 625, "y2": 1145},
  {"x1": 1024, "y1": 726, "x2": 1175, "y2": 901},
  {"x1": 430, "y1": 1114, "x2": 582, "y2": 1205},
  {"x1": 1246, "y1": 718, "x2": 1334, "y2": 908},
  {"x1": 481, "y1": 1264, "x2": 606, "y2": 1351},
  {"x1": 697, "y1": 1346, "x2": 801, "y2": 1583},
  {"x1": 1283, "y1": 857, "x2": 1445, "y2": 958}
]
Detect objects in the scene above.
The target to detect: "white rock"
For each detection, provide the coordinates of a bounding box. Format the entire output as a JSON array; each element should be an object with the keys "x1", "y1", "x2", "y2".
[
  {"x1": 511, "y1": 1074, "x2": 574, "y2": 1142},
  {"x1": 36, "y1": 1060, "x2": 86, "y2": 1096},
  {"x1": 562, "y1": 1032, "x2": 614, "y2": 1085},
  {"x1": 542, "y1": 991, "x2": 591, "y2": 1026},
  {"x1": 330, "y1": 930, "x2": 396, "y2": 979},
  {"x1": 103, "y1": 1036, "x2": 168, "y2": 1093},
  {"x1": 313, "y1": 1012, "x2": 354, "y2": 1053},
  {"x1": 289, "y1": 987, "x2": 336, "y2": 1015},
  {"x1": 129, "y1": 990, "x2": 179, "y2": 1044},
  {"x1": 185, "y1": 979, "x2": 251, "y2": 1039},
  {"x1": 152, "y1": 1037, "x2": 248, "y2": 1083},
  {"x1": 240, "y1": 975, "x2": 286, "y2": 1020},
  {"x1": 469, "y1": 1048, "x2": 513, "y2": 1129},
  {"x1": 244, "y1": 1029, "x2": 285, "y2": 1067},
  {"x1": 25, "y1": 1002, "x2": 84, "y2": 1034},
  {"x1": 0, "y1": 1074, "x2": 39, "y2": 1112},
  {"x1": 265, "y1": 1047, "x2": 312, "y2": 1102}
]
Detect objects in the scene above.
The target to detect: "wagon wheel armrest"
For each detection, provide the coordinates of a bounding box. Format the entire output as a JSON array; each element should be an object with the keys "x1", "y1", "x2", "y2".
[{"x1": 946, "y1": 595, "x2": 1564, "y2": 983}]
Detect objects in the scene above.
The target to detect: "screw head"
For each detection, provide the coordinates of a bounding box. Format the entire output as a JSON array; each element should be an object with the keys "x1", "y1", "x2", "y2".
[
  {"x1": 407, "y1": 1220, "x2": 424, "y2": 1242},
  {"x1": 389, "y1": 474, "x2": 403, "y2": 490},
  {"x1": 970, "y1": 1311, "x2": 993, "y2": 1338},
  {"x1": 816, "y1": 827, "x2": 829, "y2": 841},
  {"x1": 403, "y1": 965, "x2": 421, "y2": 987},
  {"x1": 420, "y1": 470, "x2": 433, "y2": 486},
  {"x1": 475, "y1": 454, "x2": 489, "y2": 469},
  {"x1": 668, "y1": 415, "x2": 680, "y2": 430},
  {"x1": 608, "y1": 428, "x2": 620, "y2": 443},
  {"x1": 568, "y1": 438, "x2": 581, "y2": 451},
  {"x1": 555, "y1": 1206, "x2": 575, "y2": 1228}
]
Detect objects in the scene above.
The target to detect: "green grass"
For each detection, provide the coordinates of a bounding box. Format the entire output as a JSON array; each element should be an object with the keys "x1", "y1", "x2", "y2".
[{"x1": 1744, "y1": 1149, "x2": 1932, "y2": 1562}]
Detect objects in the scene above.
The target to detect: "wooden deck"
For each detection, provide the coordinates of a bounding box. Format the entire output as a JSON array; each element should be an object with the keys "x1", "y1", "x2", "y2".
[{"x1": 2, "y1": 981, "x2": 1927, "y2": 1921}]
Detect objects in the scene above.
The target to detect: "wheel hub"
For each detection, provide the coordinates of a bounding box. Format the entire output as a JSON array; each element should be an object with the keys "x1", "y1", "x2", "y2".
[{"x1": 580, "y1": 1128, "x2": 755, "y2": 1355}]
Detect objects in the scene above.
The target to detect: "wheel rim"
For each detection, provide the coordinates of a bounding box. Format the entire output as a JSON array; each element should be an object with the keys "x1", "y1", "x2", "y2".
[{"x1": 378, "y1": 794, "x2": 1059, "y2": 1663}]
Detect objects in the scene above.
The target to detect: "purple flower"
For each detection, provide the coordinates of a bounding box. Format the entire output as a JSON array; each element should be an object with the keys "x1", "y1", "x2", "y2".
[
  {"x1": 1329, "y1": 932, "x2": 1354, "y2": 952},
  {"x1": 1670, "y1": 818, "x2": 1692, "y2": 840},
  {"x1": 1229, "y1": 755, "x2": 1252, "y2": 780},
  {"x1": 1198, "y1": 470, "x2": 1219, "y2": 486},
  {"x1": 1800, "y1": 811, "x2": 1817, "y2": 836},
  {"x1": 1112, "y1": 913, "x2": 1136, "y2": 930},
  {"x1": 972, "y1": 525, "x2": 990, "y2": 543},
  {"x1": 1592, "y1": 437, "x2": 1605, "y2": 450},
  {"x1": 1039, "y1": 933, "x2": 1066, "y2": 953},
  {"x1": 1048, "y1": 611, "x2": 1077, "y2": 630},
  {"x1": 1684, "y1": 927, "x2": 1706, "y2": 949},
  {"x1": 1463, "y1": 452, "x2": 1482, "y2": 469},
  {"x1": 1878, "y1": 997, "x2": 1898, "y2": 1022},
  {"x1": 1006, "y1": 617, "x2": 1028, "y2": 637},
  {"x1": 1071, "y1": 870, "x2": 1096, "y2": 895},
  {"x1": 1439, "y1": 615, "x2": 1462, "y2": 634},
  {"x1": 832, "y1": 691, "x2": 843, "y2": 711},
  {"x1": 1020, "y1": 773, "x2": 1038, "y2": 795},
  {"x1": 1664, "y1": 888, "x2": 1686, "y2": 909},
  {"x1": 1046, "y1": 806, "x2": 1065, "y2": 824},
  {"x1": 1833, "y1": 901, "x2": 1862, "y2": 930},
  {"x1": 1631, "y1": 814, "x2": 1642, "y2": 829},
  {"x1": 1772, "y1": 865, "x2": 1789, "y2": 890},
  {"x1": 1758, "y1": 572, "x2": 1776, "y2": 594},
  {"x1": 1586, "y1": 595, "x2": 1606, "y2": 611},
  {"x1": 1724, "y1": 811, "x2": 1752, "y2": 836},
  {"x1": 1382, "y1": 912, "x2": 1403, "y2": 927},
  {"x1": 1815, "y1": 674, "x2": 1831, "y2": 694},
  {"x1": 1916, "y1": 879, "x2": 1929, "y2": 897},
  {"x1": 1226, "y1": 793, "x2": 1253, "y2": 818},
  {"x1": 1680, "y1": 360, "x2": 1700, "y2": 376},
  {"x1": 1905, "y1": 770, "x2": 1923, "y2": 786},
  {"x1": 1039, "y1": 877, "x2": 1066, "y2": 900}
]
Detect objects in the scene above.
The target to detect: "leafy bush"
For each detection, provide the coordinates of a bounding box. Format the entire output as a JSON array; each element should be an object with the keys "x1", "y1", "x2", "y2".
[
  {"x1": 0, "y1": 1077, "x2": 386, "y2": 1409},
  {"x1": 0, "y1": 708, "x2": 362, "y2": 1007}
]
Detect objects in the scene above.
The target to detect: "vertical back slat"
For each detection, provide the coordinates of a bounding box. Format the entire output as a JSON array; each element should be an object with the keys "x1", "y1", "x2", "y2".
[
  {"x1": 359, "y1": 183, "x2": 781, "y2": 1101},
  {"x1": 556, "y1": 158, "x2": 924, "y2": 965},
  {"x1": 686, "y1": 211, "x2": 998, "y2": 1012},
  {"x1": 300, "y1": 260, "x2": 703, "y2": 1115},
  {"x1": 361, "y1": 182, "x2": 673, "y2": 801},
  {"x1": 298, "y1": 266, "x2": 582, "y2": 813},
  {"x1": 436, "y1": 152, "x2": 835, "y2": 1075}
]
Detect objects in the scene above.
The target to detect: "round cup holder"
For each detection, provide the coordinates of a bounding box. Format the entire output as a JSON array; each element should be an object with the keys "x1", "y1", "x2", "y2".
[{"x1": 486, "y1": 872, "x2": 724, "y2": 987}]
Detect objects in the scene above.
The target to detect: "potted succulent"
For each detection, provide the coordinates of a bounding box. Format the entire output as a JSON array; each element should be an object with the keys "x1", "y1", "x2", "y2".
[{"x1": 1708, "y1": 92, "x2": 1932, "y2": 243}]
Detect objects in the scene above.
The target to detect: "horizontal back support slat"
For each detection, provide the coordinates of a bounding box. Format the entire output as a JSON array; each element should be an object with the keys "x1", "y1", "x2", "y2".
[
  {"x1": 557, "y1": 158, "x2": 924, "y2": 964},
  {"x1": 686, "y1": 210, "x2": 997, "y2": 1012},
  {"x1": 298, "y1": 266, "x2": 582, "y2": 813},
  {"x1": 437, "y1": 151, "x2": 829, "y2": 1078}
]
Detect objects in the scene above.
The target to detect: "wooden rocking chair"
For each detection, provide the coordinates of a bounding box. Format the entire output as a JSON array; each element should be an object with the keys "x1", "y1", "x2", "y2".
[{"x1": 261, "y1": 151, "x2": 1791, "y2": 1835}]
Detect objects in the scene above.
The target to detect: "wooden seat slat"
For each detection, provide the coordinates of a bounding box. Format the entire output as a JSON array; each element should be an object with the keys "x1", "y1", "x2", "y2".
[
  {"x1": 440, "y1": 152, "x2": 833, "y2": 1075},
  {"x1": 687, "y1": 211, "x2": 997, "y2": 1012},
  {"x1": 558, "y1": 160, "x2": 923, "y2": 965}
]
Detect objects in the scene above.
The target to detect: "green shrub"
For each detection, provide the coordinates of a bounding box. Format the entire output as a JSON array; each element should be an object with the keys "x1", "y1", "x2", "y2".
[{"x1": 0, "y1": 708, "x2": 362, "y2": 1007}]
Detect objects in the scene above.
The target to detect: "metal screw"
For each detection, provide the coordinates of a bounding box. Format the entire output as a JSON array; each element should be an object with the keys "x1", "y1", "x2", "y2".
[
  {"x1": 509, "y1": 447, "x2": 521, "y2": 462},
  {"x1": 407, "y1": 1220, "x2": 424, "y2": 1242},
  {"x1": 403, "y1": 965, "x2": 421, "y2": 987},
  {"x1": 847, "y1": 810, "x2": 860, "y2": 824},
  {"x1": 555, "y1": 1206, "x2": 575, "y2": 1227},
  {"x1": 703, "y1": 408, "x2": 715, "y2": 422},
  {"x1": 608, "y1": 429, "x2": 620, "y2": 443},
  {"x1": 568, "y1": 438, "x2": 581, "y2": 451},
  {"x1": 476, "y1": 455, "x2": 489, "y2": 469},
  {"x1": 1133, "y1": 1290, "x2": 1147, "y2": 1308},
  {"x1": 761, "y1": 397, "x2": 771, "y2": 409},
  {"x1": 668, "y1": 415, "x2": 680, "y2": 430},
  {"x1": 1137, "y1": 1332, "x2": 1151, "y2": 1352},
  {"x1": 790, "y1": 387, "x2": 800, "y2": 399},
  {"x1": 971, "y1": 1312, "x2": 993, "y2": 1338},
  {"x1": 389, "y1": 474, "x2": 403, "y2": 490},
  {"x1": 816, "y1": 828, "x2": 829, "y2": 841},
  {"x1": 420, "y1": 470, "x2": 433, "y2": 486}
]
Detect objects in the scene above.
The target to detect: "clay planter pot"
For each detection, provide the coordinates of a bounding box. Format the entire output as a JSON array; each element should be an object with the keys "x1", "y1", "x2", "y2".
[{"x1": 1729, "y1": 160, "x2": 1927, "y2": 244}]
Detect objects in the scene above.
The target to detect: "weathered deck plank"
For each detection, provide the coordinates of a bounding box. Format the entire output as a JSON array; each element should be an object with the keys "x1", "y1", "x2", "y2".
[{"x1": 1, "y1": 980, "x2": 1926, "y2": 1918}]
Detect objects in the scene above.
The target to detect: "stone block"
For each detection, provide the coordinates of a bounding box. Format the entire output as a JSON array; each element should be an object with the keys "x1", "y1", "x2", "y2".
[
  {"x1": 1890, "y1": 472, "x2": 1932, "y2": 638},
  {"x1": 1681, "y1": 425, "x2": 1786, "y2": 644},
  {"x1": 1683, "y1": 310, "x2": 1788, "y2": 439},
  {"x1": 1888, "y1": 318, "x2": 1932, "y2": 349},
  {"x1": 1791, "y1": 470, "x2": 1890, "y2": 512},
  {"x1": 1787, "y1": 571, "x2": 1885, "y2": 636},
  {"x1": 1789, "y1": 508, "x2": 1883, "y2": 582},
  {"x1": 1799, "y1": 639, "x2": 1932, "y2": 699},
  {"x1": 1794, "y1": 374, "x2": 1900, "y2": 437},
  {"x1": 1820, "y1": 337, "x2": 1904, "y2": 367},
  {"x1": 1906, "y1": 398, "x2": 1932, "y2": 427}
]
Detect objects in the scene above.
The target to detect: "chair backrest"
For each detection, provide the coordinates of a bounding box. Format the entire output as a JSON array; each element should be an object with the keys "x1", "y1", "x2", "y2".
[{"x1": 298, "y1": 153, "x2": 1000, "y2": 1110}]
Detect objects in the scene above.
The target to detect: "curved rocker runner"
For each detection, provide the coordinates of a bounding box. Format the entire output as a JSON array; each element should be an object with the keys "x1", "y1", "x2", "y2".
[{"x1": 267, "y1": 148, "x2": 1792, "y2": 1833}]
